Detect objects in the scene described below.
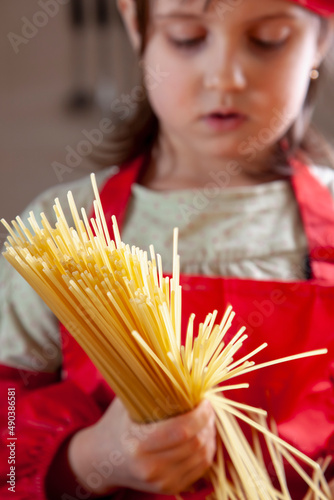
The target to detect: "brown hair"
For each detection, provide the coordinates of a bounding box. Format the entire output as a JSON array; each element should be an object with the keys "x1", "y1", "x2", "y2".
[{"x1": 94, "y1": 1, "x2": 334, "y2": 172}]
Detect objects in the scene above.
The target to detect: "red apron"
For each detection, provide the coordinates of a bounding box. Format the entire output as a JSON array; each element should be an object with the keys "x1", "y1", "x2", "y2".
[{"x1": 61, "y1": 156, "x2": 334, "y2": 499}]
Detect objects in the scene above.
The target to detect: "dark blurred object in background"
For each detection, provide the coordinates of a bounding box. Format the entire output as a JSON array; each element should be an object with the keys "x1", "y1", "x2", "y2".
[
  {"x1": 67, "y1": 0, "x2": 91, "y2": 110},
  {"x1": 67, "y1": 0, "x2": 118, "y2": 113}
]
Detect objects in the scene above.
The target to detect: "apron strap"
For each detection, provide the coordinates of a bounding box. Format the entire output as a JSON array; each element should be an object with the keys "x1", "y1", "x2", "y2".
[
  {"x1": 98, "y1": 155, "x2": 146, "y2": 233},
  {"x1": 290, "y1": 156, "x2": 334, "y2": 281}
]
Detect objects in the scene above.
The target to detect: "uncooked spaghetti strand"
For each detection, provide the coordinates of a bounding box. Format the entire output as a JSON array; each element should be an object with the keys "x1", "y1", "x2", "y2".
[
  {"x1": 112, "y1": 215, "x2": 122, "y2": 249},
  {"x1": 149, "y1": 245, "x2": 159, "y2": 288},
  {"x1": 205, "y1": 338, "x2": 250, "y2": 384},
  {"x1": 176, "y1": 281, "x2": 182, "y2": 349},
  {"x1": 78, "y1": 286, "x2": 139, "y2": 352},
  {"x1": 122, "y1": 249, "x2": 138, "y2": 284},
  {"x1": 160, "y1": 301, "x2": 182, "y2": 364},
  {"x1": 53, "y1": 199, "x2": 75, "y2": 250},
  {"x1": 215, "y1": 418, "x2": 249, "y2": 497},
  {"x1": 3, "y1": 239, "x2": 17, "y2": 255},
  {"x1": 208, "y1": 335, "x2": 248, "y2": 376},
  {"x1": 251, "y1": 426, "x2": 267, "y2": 472},
  {"x1": 132, "y1": 331, "x2": 193, "y2": 407},
  {"x1": 316, "y1": 457, "x2": 332, "y2": 498},
  {"x1": 163, "y1": 276, "x2": 170, "y2": 309},
  {"x1": 104, "y1": 298, "x2": 171, "y2": 390},
  {"x1": 213, "y1": 361, "x2": 255, "y2": 386},
  {"x1": 27, "y1": 211, "x2": 45, "y2": 239},
  {"x1": 90, "y1": 217, "x2": 109, "y2": 269},
  {"x1": 90, "y1": 173, "x2": 112, "y2": 247},
  {"x1": 172, "y1": 228, "x2": 179, "y2": 289},
  {"x1": 277, "y1": 445, "x2": 329, "y2": 500},
  {"x1": 215, "y1": 415, "x2": 263, "y2": 499},
  {"x1": 209, "y1": 393, "x2": 268, "y2": 417},
  {"x1": 184, "y1": 313, "x2": 195, "y2": 371},
  {"x1": 141, "y1": 301, "x2": 172, "y2": 361},
  {"x1": 166, "y1": 351, "x2": 194, "y2": 406},
  {"x1": 229, "y1": 349, "x2": 328, "y2": 379},
  {"x1": 93, "y1": 201, "x2": 107, "y2": 247},
  {"x1": 108, "y1": 283, "x2": 141, "y2": 330},
  {"x1": 207, "y1": 383, "x2": 250, "y2": 395},
  {"x1": 103, "y1": 289, "x2": 137, "y2": 333},
  {"x1": 226, "y1": 342, "x2": 268, "y2": 372},
  {"x1": 314, "y1": 472, "x2": 331, "y2": 499},
  {"x1": 40, "y1": 213, "x2": 60, "y2": 247},
  {"x1": 218, "y1": 306, "x2": 235, "y2": 338},
  {"x1": 67, "y1": 191, "x2": 86, "y2": 244},
  {"x1": 213, "y1": 439, "x2": 228, "y2": 500},
  {"x1": 137, "y1": 301, "x2": 173, "y2": 363},
  {"x1": 11, "y1": 220, "x2": 27, "y2": 246},
  {"x1": 213, "y1": 400, "x2": 319, "y2": 469},
  {"x1": 157, "y1": 253, "x2": 164, "y2": 291},
  {"x1": 81, "y1": 207, "x2": 99, "y2": 250},
  {"x1": 15, "y1": 216, "x2": 34, "y2": 244},
  {"x1": 206, "y1": 329, "x2": 247, "y2": 376},
  {"x1": 201, "y1": 323, "x2": 220, "y2": 367},
  {"x1": 221, "y1": 413, "x2": 283, "y2": 500},
  {"x1": 145, "y1": 299, "x2": 171, "y2": 355},
  {"x1": 258, "y1": 416, "x2": 291, "y2": 499},
  {"x1": 139, "y1": 251, "x2": 153, "y2": 298},
  {"x1": 92, "y1": 283, "x2": 136, "y2": 339},
  {"x1": 92, "y1": 223, "x2": 114, "y2": 274}
]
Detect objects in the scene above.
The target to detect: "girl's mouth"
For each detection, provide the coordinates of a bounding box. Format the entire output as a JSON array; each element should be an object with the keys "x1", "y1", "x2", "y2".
[{"x1": 202, "y1": 112, "x2": 247, "y2": 131}]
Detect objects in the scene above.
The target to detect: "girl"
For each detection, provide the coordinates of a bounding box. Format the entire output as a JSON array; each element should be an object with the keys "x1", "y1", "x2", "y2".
[{"x1": 1, "y1": 0, "x2": 334, "y2": 498}]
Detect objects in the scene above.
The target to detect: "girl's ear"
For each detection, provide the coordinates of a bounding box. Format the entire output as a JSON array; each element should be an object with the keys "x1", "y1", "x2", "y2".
[
  {"x1": 313, "y1": 16, "x2": 334, "y2": 67},
  {"x1": 117, "y1": 0, "x2": 141, "y2": 52}
]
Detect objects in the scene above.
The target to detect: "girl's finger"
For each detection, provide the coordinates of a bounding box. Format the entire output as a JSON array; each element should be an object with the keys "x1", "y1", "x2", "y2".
[
  {"x1": 152, "y1": 438, "x2": 216, "y2": 495},
  {"x1": 147, "y1": 422, "x2": 216, "y2": 466},
  {"x1": 175, "y1": 449, "x2": 215, "y2": 493},
  {"x1": 138, "y1": 400, "x2": 215, "y2": 453}
]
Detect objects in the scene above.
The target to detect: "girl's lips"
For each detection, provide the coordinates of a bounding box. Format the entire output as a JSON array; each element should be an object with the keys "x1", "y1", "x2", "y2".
[{"x1": 202, "y1": 112, "x2": 247, "y2": 132}]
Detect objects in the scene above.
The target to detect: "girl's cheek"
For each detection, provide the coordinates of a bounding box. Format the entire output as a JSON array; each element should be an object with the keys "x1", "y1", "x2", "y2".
[
  {"x1": 148, "y1": 84, "x2": 183, "y2": 122},
  {"x1": 146, "y1": 60, "x2": 195, "y2": 111}
]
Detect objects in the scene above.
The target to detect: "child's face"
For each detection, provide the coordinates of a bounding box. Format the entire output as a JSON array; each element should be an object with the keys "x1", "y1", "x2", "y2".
[{"x1": 129, "y1": 0, "x2": 328, "y2": 164}]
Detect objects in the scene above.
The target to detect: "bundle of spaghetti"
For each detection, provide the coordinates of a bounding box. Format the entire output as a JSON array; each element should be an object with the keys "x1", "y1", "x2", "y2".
[{"x1": 1, "y1": 174, "x2": 331, "y2": 499}]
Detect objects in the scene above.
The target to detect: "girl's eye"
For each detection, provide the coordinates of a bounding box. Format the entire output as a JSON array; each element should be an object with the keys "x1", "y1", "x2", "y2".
[
  {"x1": 169, "y1": 36, "x2": 206, "y2": 49},
  {"x1": 250, "y1": 37, "x2": 287, "y2": 50}
]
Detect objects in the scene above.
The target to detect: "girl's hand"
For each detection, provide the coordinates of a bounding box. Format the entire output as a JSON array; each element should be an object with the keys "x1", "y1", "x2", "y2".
[{"x1": 68, "y1": 397, "x2": 217, "y2": 496}]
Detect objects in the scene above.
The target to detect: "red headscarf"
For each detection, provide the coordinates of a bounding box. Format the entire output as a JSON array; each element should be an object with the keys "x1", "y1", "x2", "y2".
[{"x1": 291, "y1": 0, "x2": 334, "y2": 16}]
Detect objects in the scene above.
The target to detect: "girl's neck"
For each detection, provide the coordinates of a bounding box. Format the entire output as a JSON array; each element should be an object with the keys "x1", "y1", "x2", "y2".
[{"x1": 139, "y1": 137, "x2": 289, "y2": 191}]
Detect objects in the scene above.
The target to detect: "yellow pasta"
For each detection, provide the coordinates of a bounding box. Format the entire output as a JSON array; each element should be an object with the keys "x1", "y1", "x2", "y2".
[{"x1": 1, "y1": 174, "x2": 330, "y2": 499}]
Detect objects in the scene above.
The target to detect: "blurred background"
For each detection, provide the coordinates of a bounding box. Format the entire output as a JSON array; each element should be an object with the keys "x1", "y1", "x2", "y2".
[
  {"x1": 1, "y1": 0, "x2": 334, "y2": 243},
  {"x1": 1, "y1": 0, "x2": 137, "y2": 234}
]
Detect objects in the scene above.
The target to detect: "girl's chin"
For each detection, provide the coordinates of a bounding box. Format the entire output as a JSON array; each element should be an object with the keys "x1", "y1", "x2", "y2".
[
  {"x1": 193, "y1": 145, "x2": 246, "y2": 161},
  {"x1": 193, "y1": 137, "x2": 276, "y2": 163}
]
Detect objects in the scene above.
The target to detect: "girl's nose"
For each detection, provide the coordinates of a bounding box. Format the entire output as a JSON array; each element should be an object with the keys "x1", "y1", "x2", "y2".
[{"x1": 204, "y1": 56, "x2": 247, "y2": 92}]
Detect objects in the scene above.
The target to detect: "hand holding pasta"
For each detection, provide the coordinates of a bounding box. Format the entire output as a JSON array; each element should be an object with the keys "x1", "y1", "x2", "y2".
[
  {"x1": 68, "y1": 397, "x2": 216, "y2": 496},
  {"x1": 1, "y1": 174, "x2": 331, "y2": 499}
]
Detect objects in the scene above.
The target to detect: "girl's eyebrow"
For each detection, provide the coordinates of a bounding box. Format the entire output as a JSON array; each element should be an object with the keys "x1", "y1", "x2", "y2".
[
  {"x1": 249, "y1": 12, "x2": 302, "y2": 22},
  {"x1": 153, "y1": 12, "x2": 300, "y2": 22}
]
